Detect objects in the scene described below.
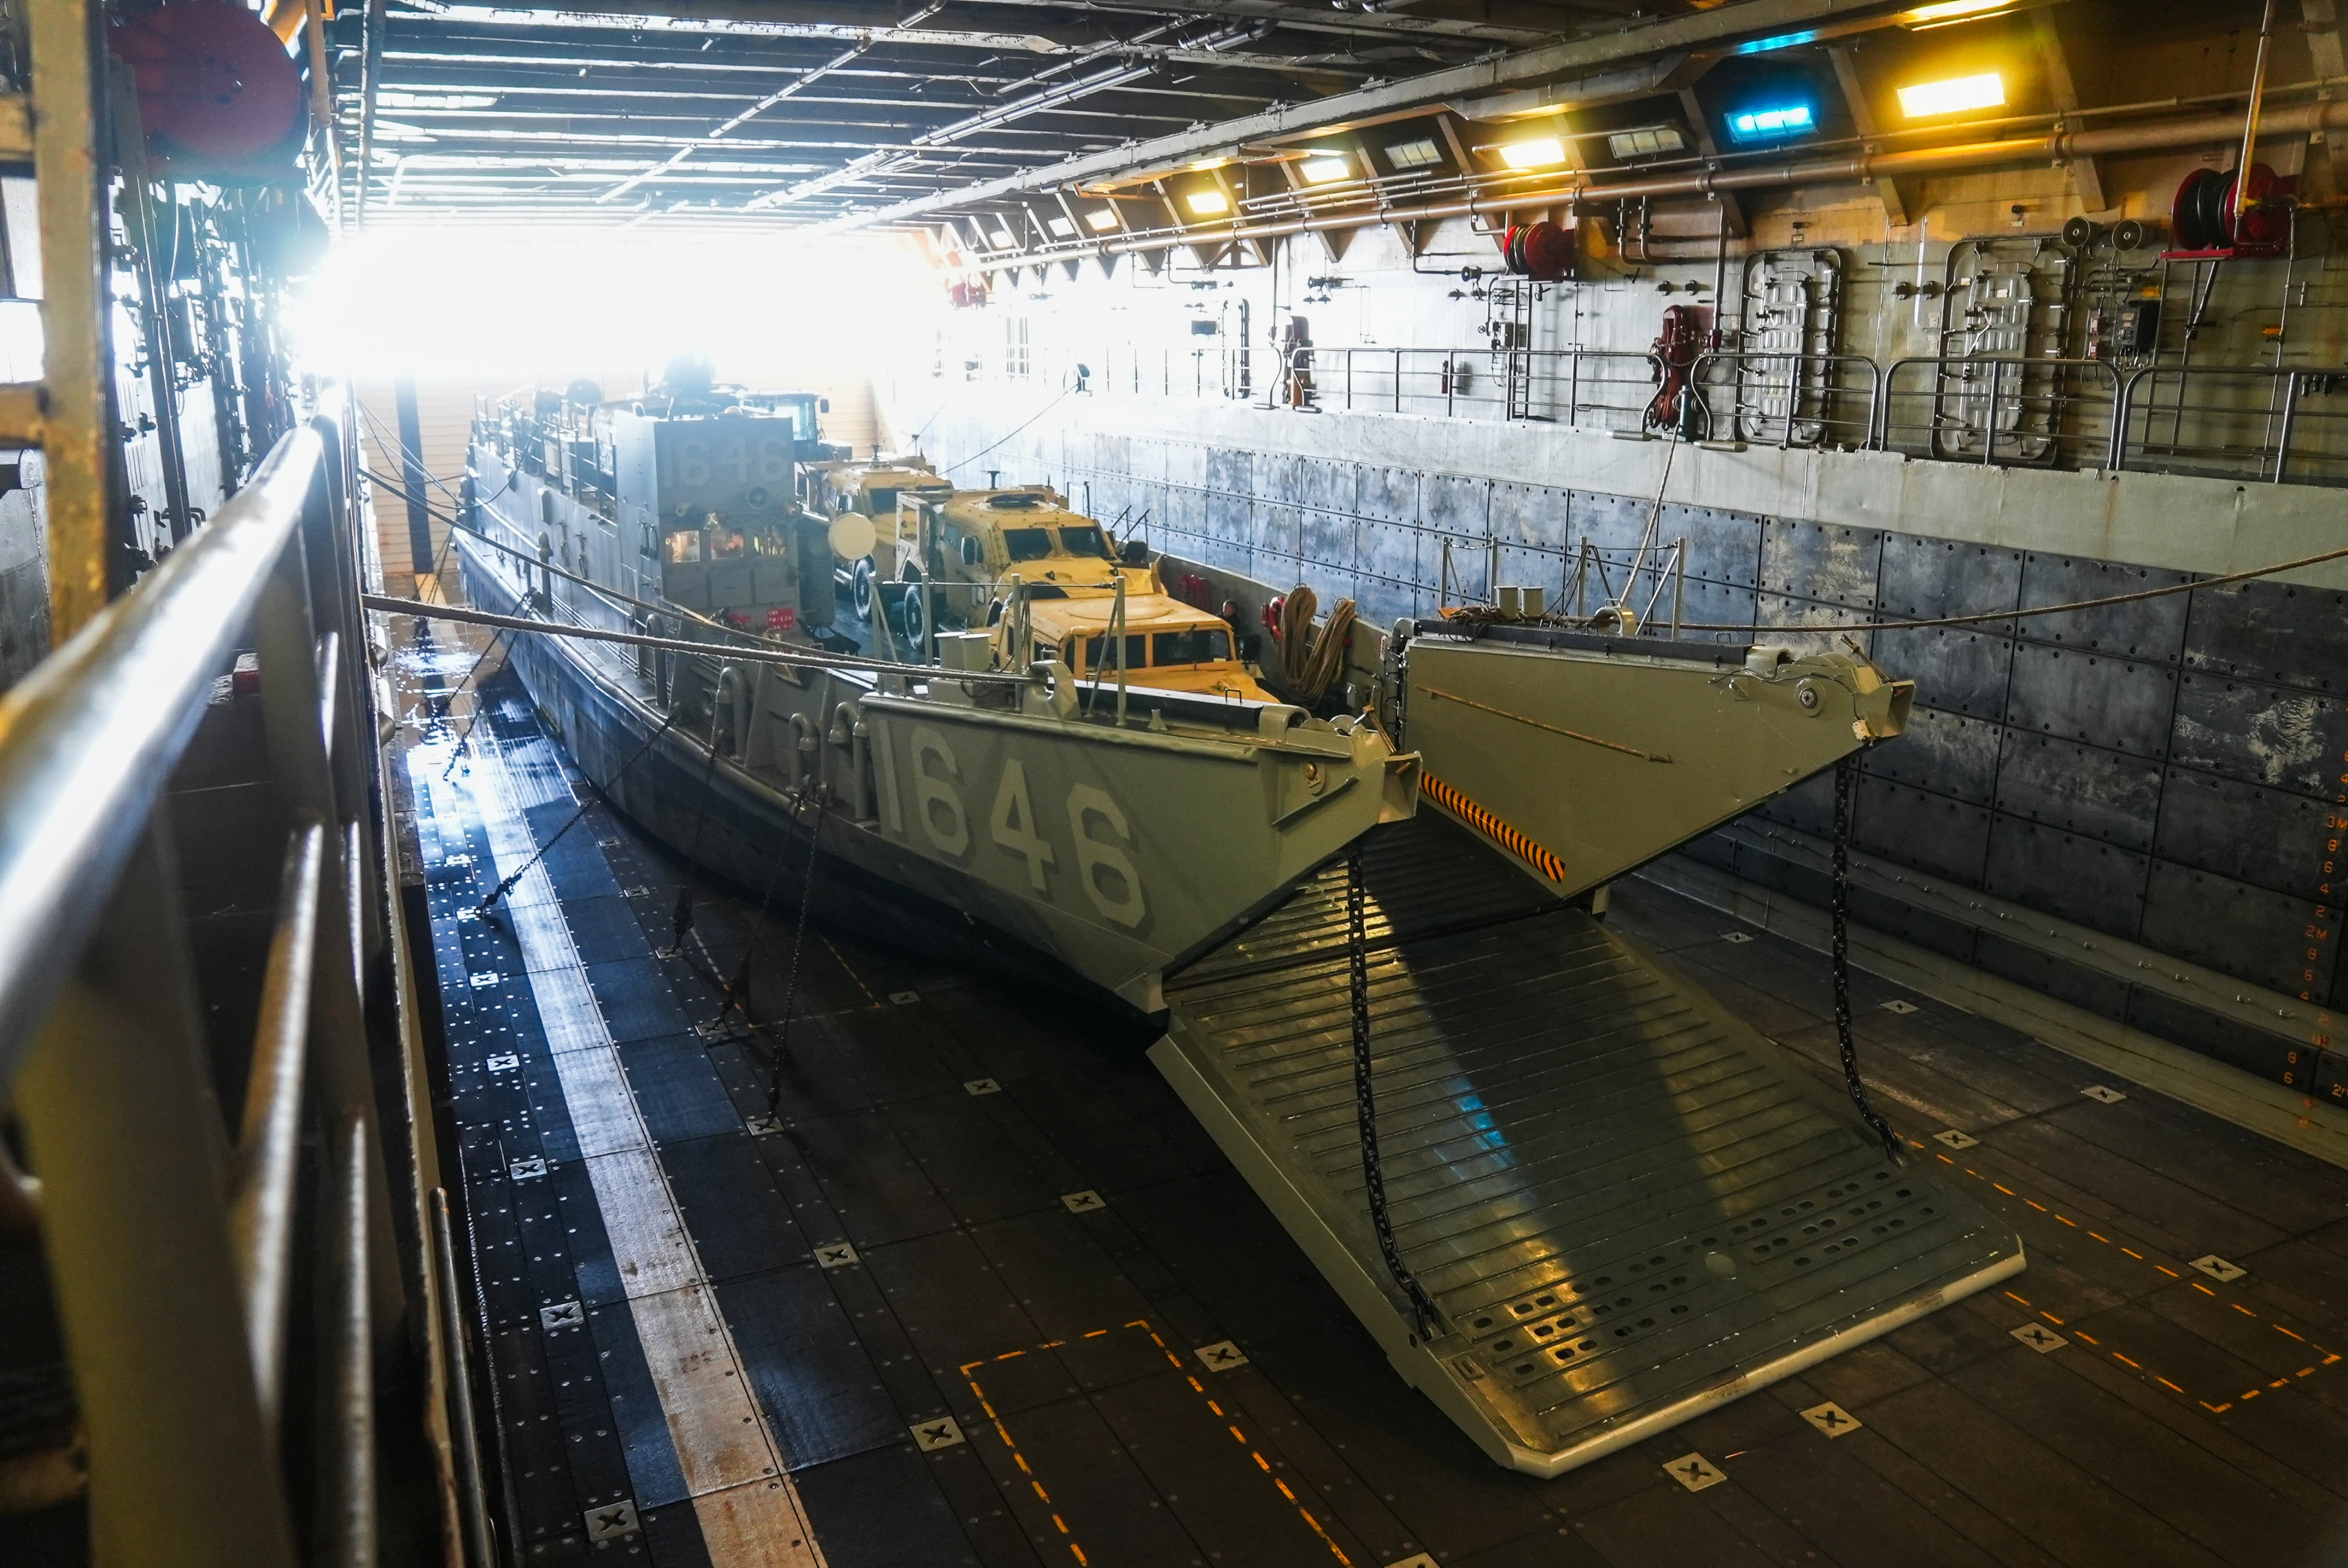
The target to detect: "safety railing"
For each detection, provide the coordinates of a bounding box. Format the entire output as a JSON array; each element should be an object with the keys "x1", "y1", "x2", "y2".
[
  {"x1": 0, "y1": 408, "x2": 483, "y2": 1565},
  {"x1": 1874, "y1": 355, "x2": 2125, "y2": 472},
  {"x1": 1691, "y1": 351, "x2": 1880, "y2": 450},
  {"x1": 963, "y1": 342, "x2": 2348, "y2": 491},
  {"x1": 2113, "y1": 363, "x2": 2348, "y2": 485}
]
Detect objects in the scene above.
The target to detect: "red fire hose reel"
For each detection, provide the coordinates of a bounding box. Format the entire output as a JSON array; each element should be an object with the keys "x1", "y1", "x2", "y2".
[
  {"x1": 1499, "y1": 221, "x2": 1574, "y2": 283},
  {"x1": 2168, "y1": 163, "x2": 2292, "y2": 259},
  {"x1": 110, "y1": 0, "x2": 303, "y2": 173}
]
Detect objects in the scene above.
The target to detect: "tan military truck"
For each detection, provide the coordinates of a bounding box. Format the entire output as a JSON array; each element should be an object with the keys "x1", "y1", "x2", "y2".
[
  {"x1": 937, "y1": 579, "x2": 1273, "y2": 704},
  {"x1": 883, "y1": 487, "x2": 1158, "y2": 647},
  {"x1": 809, "y1": 456, "x2": 957, "y2": 618}
]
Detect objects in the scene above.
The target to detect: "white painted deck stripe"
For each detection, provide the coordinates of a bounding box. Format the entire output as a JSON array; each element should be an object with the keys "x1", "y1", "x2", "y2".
[{"x1": 430, "y1": 739, "x2": 828, "y2": 1564}]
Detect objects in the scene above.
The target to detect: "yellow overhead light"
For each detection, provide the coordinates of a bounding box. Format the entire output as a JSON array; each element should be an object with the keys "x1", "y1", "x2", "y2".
[
  {"x1": 1299, "y1": 155, "x2": 1350, "y2": 183},
  {"x1": 1084, "y1": 206, "x2": 1120, "y2": 231},
  {"x1": 1897, "y1": 70, "x2": 2006, "y2": 119},
  {"x1": 1498, "y1": 136, "x2": 1567, "y2": 170},
  {"x1": 1185, "y1": 188, "x2": 1231, "y2": 215},
  {"x1": 1905, "y1": 0, "x2": 2015, "y2": 23}
]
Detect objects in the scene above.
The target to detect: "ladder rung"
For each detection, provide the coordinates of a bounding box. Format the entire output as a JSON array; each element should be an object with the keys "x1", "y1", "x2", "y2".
[
  {"x1": 0, "y1": 384, "x2": 43, "y2": 445},
  {"x1": 0, "y1": 95, "x2": 28, "y2": 163}
]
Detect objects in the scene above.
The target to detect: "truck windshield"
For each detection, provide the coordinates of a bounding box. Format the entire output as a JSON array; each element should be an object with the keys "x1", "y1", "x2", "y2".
[
  {"x1": 1152, "y1": 628, "x2": 1231, "y2": 665},
  {"x1": 1057, "y1": 525, "x2": 1113, "y2": 558},
  {"x1": 1081, "y1": 634, "x2": 1149, "y2": 673},
  {"x1": 1002, "y1": 528, "x2": 1055, "y2": 561}
]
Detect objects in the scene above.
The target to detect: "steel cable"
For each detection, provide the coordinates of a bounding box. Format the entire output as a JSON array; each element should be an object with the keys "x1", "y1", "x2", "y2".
[
  {"x1": 763, "y1": 807, "x2": 827, "y2": 1114},
  {"x1": 1349, "y1": 841, "x2": 1443, "y2": 1339},
  {"x1": 475, "y1": 704, "x2": 681, "y2": 916},
  {"x1": 1832, "y1": 756, "x2": 1903, "y2": 1162}
]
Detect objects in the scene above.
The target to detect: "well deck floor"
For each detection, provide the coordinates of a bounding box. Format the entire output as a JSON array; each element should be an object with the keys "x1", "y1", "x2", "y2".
[{"x1": 401, "y1": 631, "x2": 2348, "y2": 1568}]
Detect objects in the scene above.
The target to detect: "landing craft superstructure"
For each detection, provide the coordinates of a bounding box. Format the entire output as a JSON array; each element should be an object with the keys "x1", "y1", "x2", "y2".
[
  {"x1": 463, "y1": 375, "x2": 2022, "y2": 1479},
  {"x1": 464, "y1": 375, "x2": 1412, "y2": 1011}
]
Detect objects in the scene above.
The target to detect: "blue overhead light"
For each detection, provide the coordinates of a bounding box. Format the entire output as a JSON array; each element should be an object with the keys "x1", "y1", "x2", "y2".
[
  {"x1": 1734, "y1": 29, "x2": 1820, "y2": 54},
  {"x1": 1725, "y1": 102, "x2": 1817, "y2": 143}
]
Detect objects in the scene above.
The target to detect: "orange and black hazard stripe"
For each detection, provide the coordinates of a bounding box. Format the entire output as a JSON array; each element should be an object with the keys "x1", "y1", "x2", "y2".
[{"x1": 1420, "y1": 771, "x2": 1567, "y2": 884}]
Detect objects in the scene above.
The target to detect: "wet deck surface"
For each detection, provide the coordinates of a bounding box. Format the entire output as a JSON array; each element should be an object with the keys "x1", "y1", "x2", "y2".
[{"x1": 396, "y1": 622, "x2": 2348, "y2": 1568}]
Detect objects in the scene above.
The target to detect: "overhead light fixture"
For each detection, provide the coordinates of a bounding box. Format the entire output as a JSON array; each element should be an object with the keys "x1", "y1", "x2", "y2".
[
  {"x1": 1185, "y1": 188, "x2": 1230, "y2": 215},
  {"x1": 1725, "y1": 102, "x2": 1816, "y2": 143},
  {"x1": 1607, "y1": 125, "x2": 1688, "y2": 160},
  {"x1": 1045, "y1": 215, "x2": 1075, "y2": 237},
  {"x1": 1498, "y1": 136, "x2": 1566, "y2": 170},
  {"x1": 1904, "y1": 0, "x2": 2015, "y2": 24},
  {"x1": 1084, "y1": 207, "x2": 1119, "y2": 231},
  {"x1": 1384, "y1": 137, "x2": 1443, "y2": 170},
  {"x1": 1299, "y1": 155, "x2": 1350, "y2": 183},
  {"x1": 1897, "y1": 70, "x2": 2006, "y2": 118}
]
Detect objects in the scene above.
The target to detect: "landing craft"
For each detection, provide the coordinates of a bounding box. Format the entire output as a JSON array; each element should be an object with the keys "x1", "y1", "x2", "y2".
[{"x1": 463, "y1": 363, "x2": 2022, "y2": 1476}]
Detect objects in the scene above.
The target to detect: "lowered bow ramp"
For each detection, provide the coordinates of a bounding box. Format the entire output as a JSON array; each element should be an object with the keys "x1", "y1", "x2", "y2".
[{"x1": 1151, "y1": 816, "x2": 2023, "y2": 1476}]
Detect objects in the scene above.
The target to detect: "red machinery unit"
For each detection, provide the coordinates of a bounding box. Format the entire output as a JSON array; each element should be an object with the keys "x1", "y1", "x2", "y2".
[{"x1": 1645, "y1": 304, "x2": 1707, "y2": 432}]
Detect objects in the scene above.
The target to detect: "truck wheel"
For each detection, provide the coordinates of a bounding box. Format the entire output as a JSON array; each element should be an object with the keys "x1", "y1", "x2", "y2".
[
  {"x1": 902, "y1": 577, "x2": 928, "y2": 650},
  {"x1": 852, "y1": 558, "x2": 875, "y2": 619}
]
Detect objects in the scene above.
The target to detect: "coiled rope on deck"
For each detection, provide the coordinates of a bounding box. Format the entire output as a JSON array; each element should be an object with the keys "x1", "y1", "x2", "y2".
[{"x1": 1277, "y1": 584, "x2": 1357, "y2": 704}]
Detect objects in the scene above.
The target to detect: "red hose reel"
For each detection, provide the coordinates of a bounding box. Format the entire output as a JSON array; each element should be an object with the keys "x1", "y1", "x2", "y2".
[
  {"x1": 110, "y1": 0, "x2": 304, "y2": 174},
  {"x1": 1499, "y1": 221, "x2": 1574, "y2": 283}
]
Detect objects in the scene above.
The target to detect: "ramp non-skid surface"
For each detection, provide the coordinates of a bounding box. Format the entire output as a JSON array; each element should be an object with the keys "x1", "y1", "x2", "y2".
[
  {"x1": 393, "y1": 624, "x2": 2348, "y2": 1568},
  {"x1": 1161, "y1": 817, "x2": 2023, "y2": 1468}
]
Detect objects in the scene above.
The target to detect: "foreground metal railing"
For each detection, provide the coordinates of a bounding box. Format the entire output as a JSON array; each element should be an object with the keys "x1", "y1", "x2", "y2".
[{"x1": 0, "y1": 409, "x2": 481, "y2": 1565}]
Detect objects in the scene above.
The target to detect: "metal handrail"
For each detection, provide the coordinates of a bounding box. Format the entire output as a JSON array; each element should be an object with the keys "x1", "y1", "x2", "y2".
[
  {"x1": 0, "y1": 423, "x2": 322, "y2": 1078},
  {"x1": 998, "y1": 341, "x2": 2348, "y2": 490},
  {"x1": 1873, "y1": 355, "x2": 2125, "y2": 467},
  {"x1": 1689, "y1": 351, "x2": 1882, "y2": 448},
  {"x1": 0, "y1": 409, "x2": 487, "y2": 1565},
  {"x1": 2114, "y1": 362, "x2": 2339, "y2": 482}
]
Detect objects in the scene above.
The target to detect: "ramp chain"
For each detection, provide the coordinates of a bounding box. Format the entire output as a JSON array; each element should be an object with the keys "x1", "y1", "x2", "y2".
[
  {"x1": 1348, "y1": 841, "x2": 1445, "y2": 1339},
  {"x1": 1832, "y1": 756, "x2": 1903, "y2": 1161}
]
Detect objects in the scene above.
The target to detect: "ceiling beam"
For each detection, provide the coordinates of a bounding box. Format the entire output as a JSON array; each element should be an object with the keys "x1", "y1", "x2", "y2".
[
  {"x1": 753, "y1": 18, "x2": 1264, "y2": 207},
  {"x1": 2031, "y1": 7, "x2": 2105, "y2": 212},
  {"x1": 1826, "y1": 41, "x2": 1908, "y2": 225},
  {"x1": 394, "y1": 0, "x2": 1547, "y2": 50},
  {"x1": 395, "y1": 5, "x2": 1073, "y2": 55},
  {"x1": 813, "y1": 0, "x2": 1979, "y2": 229}
]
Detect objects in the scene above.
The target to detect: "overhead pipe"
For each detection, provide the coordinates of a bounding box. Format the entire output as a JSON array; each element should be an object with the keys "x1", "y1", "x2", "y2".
[{"x1": 969, "y1": 98, "x2": 2348, "y2": 266}]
